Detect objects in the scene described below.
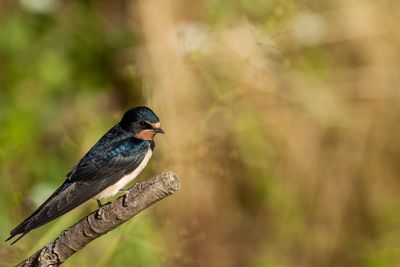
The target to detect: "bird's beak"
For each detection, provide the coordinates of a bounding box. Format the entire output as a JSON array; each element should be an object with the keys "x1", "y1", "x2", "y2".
[{"x1": 153, "y1": 128, "x2": 165, "y2": 134}]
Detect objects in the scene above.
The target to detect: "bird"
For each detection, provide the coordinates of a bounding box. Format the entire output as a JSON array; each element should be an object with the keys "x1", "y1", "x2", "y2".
[{"x1": 6, "y1": 106, "x2": 164, "y2": 244}]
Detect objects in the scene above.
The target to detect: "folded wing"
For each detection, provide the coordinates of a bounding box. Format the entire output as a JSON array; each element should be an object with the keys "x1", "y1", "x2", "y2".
[{"x1": 7, "y1": 133, "x2": 148, "y2": 244}]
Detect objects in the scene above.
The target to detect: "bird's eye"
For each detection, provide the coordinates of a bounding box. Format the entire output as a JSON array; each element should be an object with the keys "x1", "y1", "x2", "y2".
[{"x1": 139, "y1": 121, "x2": 147, "y2": 127}]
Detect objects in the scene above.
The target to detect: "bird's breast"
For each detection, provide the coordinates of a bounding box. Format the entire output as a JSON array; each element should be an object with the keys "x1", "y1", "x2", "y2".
[{"x1": 94, "y1": 148, "x2": 153, "y2": 200}]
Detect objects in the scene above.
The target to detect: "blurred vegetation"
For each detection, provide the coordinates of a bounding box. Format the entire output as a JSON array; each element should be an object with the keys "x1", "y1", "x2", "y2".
[{"x1": 1, "y1": 0, "x2": 400, "y2": 266}]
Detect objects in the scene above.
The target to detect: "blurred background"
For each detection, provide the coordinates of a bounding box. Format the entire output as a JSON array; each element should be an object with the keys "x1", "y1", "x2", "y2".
[{"x1": 1, "y1": 0, "x2": 400, "y2": 266}]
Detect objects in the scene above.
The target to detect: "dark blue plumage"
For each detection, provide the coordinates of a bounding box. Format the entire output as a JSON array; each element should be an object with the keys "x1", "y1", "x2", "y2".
[{"x1": 6, "y1": 106, "x2": 163, "y2": 244}]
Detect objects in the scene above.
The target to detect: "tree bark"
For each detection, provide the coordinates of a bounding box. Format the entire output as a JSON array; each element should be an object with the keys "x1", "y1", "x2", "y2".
[{"x1": 16, "y1": 171, "x2": 180, "y2": 267}]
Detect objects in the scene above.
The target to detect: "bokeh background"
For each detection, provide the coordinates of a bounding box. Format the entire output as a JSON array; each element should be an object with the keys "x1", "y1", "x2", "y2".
[{"x1": 1, "y1": 0, "x2": 400, "y2": 266}]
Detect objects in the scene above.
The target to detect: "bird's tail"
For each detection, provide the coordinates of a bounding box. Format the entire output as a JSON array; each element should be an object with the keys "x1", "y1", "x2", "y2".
[
  {"x1": 5, "y1": 231, "x2": 29, "y2": 245},
  {"x1": 5, "y1": 182, "x2": 71, "y2": 245},
  {"x1": 5, "y1": 210, "x2": 38, "y2": 244},
  {"x1": 5, "y1": 203, "x2": 48, "y2": 244}
]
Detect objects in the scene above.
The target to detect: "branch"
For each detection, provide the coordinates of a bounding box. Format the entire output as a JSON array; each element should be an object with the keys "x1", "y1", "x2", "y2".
[{"x1": 16, "y1": 171, "x2": 180, "y2": 267}]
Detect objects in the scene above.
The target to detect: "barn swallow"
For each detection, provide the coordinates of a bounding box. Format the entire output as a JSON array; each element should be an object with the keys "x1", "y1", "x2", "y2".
[{"x1": 6, "y1": 106, "x2": 164, "y2": 244}]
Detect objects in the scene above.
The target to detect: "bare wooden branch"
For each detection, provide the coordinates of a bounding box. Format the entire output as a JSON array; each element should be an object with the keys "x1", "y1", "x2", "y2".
[{"x1": 16, "y1": 171, "x2": 180, "y2": 267}]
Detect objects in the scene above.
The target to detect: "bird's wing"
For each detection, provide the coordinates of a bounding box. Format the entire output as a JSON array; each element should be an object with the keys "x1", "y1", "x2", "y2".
[{"x1": 8, "y1": 135, "x2": 149, "y2": 242}]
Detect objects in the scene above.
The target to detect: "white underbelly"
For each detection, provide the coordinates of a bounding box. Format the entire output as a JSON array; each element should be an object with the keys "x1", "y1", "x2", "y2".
[{"x1": 95, "y1": 149, "x2": 152, "y2": 200}]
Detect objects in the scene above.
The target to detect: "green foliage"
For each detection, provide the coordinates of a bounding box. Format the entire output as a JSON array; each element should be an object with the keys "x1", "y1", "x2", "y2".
[{"x1": 1, "y1": 0, "x2": 400, "y2": 266}]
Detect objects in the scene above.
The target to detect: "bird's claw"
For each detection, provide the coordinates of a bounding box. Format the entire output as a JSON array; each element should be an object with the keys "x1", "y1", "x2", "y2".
[
  {"x1": 119, "y1": 189, "x2": 130, "y2": 207},
  {"x1": 96, "y1": 208, "x2": 103, "y2": 220},
  {"x1": 96, "y1": 199, "x2": 103, "y2": 219}
]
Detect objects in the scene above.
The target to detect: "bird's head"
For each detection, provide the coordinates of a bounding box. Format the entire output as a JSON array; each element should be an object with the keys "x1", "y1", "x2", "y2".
[{"x1": 120, "y1": 106, "x2": 164, "y2": 140}]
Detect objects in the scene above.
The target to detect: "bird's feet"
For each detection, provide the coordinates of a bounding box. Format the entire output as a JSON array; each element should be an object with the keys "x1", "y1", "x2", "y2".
[
  {"x1": 119, "y1": 189, "x2": 130, "y2": 207},
  {"x1": 96, "y1": 199, "x2": 104, "y2": 220},
  {"x1": 96, "y1": 209, "x2": 103, "y2": 220}
]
